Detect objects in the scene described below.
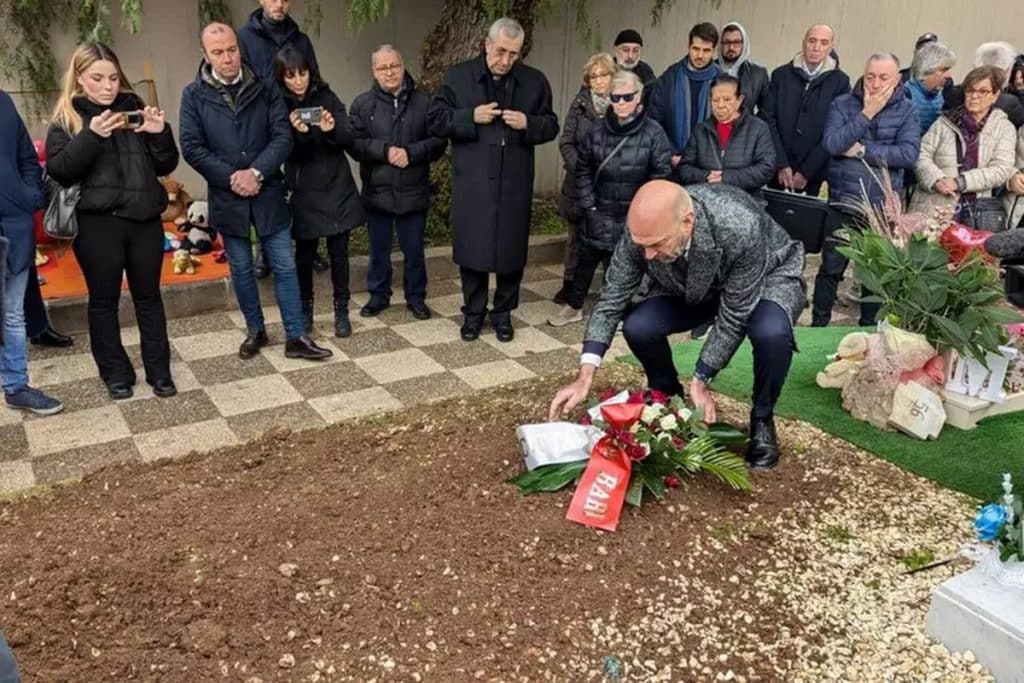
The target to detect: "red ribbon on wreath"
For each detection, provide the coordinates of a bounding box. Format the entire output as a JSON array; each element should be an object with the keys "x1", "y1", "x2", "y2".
[{"x1": 566, "y1": 402, "x2": 646, "y2": 532}]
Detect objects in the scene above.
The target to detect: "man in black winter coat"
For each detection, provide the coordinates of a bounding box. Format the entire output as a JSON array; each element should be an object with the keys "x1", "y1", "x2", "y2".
[
  {"x1": 761, "y1": 24, "x2": 851, "y2": 195},
  {"x1": 350, "y1": 45, "x2": 447, "y2": 320},
  {"x1": 238, "y1": 0, "x2": 320, "y2": 84},
  {"x1": 428, "y1": 17, "x2": 559, "y2": 343}
]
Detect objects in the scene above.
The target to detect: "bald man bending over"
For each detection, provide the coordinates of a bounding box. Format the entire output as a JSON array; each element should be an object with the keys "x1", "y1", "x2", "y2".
[{"x1": 550, "y1": 182, "x2": 806, "y2": 469}]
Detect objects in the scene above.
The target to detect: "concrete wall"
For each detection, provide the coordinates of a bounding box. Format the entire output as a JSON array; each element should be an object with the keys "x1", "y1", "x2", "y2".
[{"x1": 5, "y1": 0, "x2": 1023, "y2": 198}]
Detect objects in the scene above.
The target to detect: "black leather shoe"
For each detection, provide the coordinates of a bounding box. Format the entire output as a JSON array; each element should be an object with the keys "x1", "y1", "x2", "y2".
[
  {"x1": 239, "y1": 329, "x2": 269, "y2": 359},
  {"x1": 334, "y1": 302, "x2": 352, "y2": 338},
  {"x1": 494, "y1": 320, "x2": 515, "y2": 343},
  {"x1": 553, "y1": 280, "x2": 571, "y2": 306},
  {"x1": 30, "y1": 326, "x2": 75, "y2": 348},
  {"x1": 746, "y1": 416, "x2": 780, "y2": 470},
  {"x1": 360, "y1": 298, "x2": 390, "y2": 318},
  {"x1": 312, "y1": 254, "x2": 329, "y2": 272},
  {"x1": 407, "y1": 302, "x2": 431, "y2": 320},
  {"x1": 106, "y1": 382, "x2": 134, "y2": 401},
  {"x1": 150, "y1": 378, "x2": 178, "y2": 398},
  {"x1": 460, "y1": 320, "x2": 482, "y2": 342},
  {"x1": 284, "y1": 335, "x2": 333, "y2": 360}
]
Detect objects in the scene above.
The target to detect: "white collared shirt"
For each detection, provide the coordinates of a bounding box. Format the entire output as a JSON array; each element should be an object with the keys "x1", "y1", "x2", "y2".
[{"x1": 211, "y1": 68, "x2": 243, "y2": 87}]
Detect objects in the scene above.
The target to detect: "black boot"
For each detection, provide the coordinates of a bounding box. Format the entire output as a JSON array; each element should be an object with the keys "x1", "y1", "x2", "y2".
[
  {"x1": 301, "y1": 299, "x2": 314, "y2": 334},
  {"x1": 553, "y1": 279, "x2": 572, "y2": 306},
  {"x1": 746, "y1": 415, "x2": 781, "y2": 470},
  {"x1": 334, "y1": 300, "x2": 352, "y2": 338}
]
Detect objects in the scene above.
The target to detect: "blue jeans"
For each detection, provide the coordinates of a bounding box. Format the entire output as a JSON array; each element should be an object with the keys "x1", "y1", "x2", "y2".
[
  {"x1": 1, "y1": 267, "x2": 30, "y2": 394},
  {"x1": 223, "y1": 229, "x2": 304, "y2": 340},
  {"x1": 0, "y1": 631, "x2": 21, "y2": 683},
  {"x1": 366, "y1": 210, "x2": 427, "y2": 305}
]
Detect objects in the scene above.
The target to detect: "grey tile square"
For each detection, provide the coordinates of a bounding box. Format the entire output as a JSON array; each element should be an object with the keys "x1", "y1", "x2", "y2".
[
  {"x1": 353, "y1": 347, "x2": 447, "y2": 384},
  {"x1": 0, "y1": 460, "x2": 35, "y2": 494},
  {"x1": 284, "y1": 361, "x2": 378, "y2": 399},
  {"x1": 0, "y1": 424, "x2": 29, "y2": 462},
  {"x1": 119, "y1": 390, "x2": 221, "y2": 433},
  {"x1": 516, "y1": 287, "x2": 544, "y2": 304},
  {"x1": 330, "y1": 327, "x2": 412, "y2": 359},
  {"x1": 385, "y1": 372, "x2": 474, "y2": 406},
  {"x1": 134, "y1": 418, "x2": 239, "y2": 463},
  {"x1": 226, "y1": 402, "x2": 327, "y2": 442},
  {"x1": 540, "y1": 319, "x2": 590, "y2": 345},
  {"x1": 521, "y1": 265, "x2": 561, "y2": 283},
  {"x1": 125, "y1": 344, "x2": 183, "y2": 366},
  {"x1": 204, "y1": 374, "x2": 304, "y2": 418},
  {"x1": 427, "y1": 278, "x2": 463, "y2": 297},
  {"x1": 26, "y1": 377, "x2": 109, "y2": 415},
  {"x1": 425, "y1": 293, "x2": 465, "y2": 317},
  {"x1": 514, "y1": 300, "x2": 570, "y2": 327},
  {"x1": 166, "y1": 313, "x2": 240, "y2": 338},
  {"x1": 390, "y1": 318, "x2": 464, "y2": 347},
  {"x1": 312, "y1": 310, "x2": 386, "y2": 334},
  {"x1": 419, "y1": 339, "x2": 508, "y2": 369},
  {"x1": 32, "y1": 438, "x2": 141, "y2": 486},
  {"x1": 514, "y1": 347, "x2": 583, "y2": 378},
  {"x1": 261, "y1": 339, "x2": 347, "y2": 372},
  {"x1": 29, "y1": 352, "x2": 98, "y2": 387},
  {"x1": 521, "y1": 278, "x2": 565, "y2": 300},
  {"x1": 187, "y1": 353, "x2": 279, "y2": 386},
  {"x1": 371, "y1": 304, "x2": 422, "y2": 326},
  {"x1": 308, "y1": 386, "x2": 404, "y2": 424},
  {"x1": 227, "y1": 306, "x2": 282, "y2": 329},
  {"x1": 453, "y1": 359, "x2": 537, "y2": 389},
  {"x1": 25, "y1": 405, "x2": 131, "y2": 457},
  {"x1": 26, "y1": 334, "x2": 88, "y2": 361},
  {"x1": 0, "y1": 405, "x2": 22, "y2": 426}
]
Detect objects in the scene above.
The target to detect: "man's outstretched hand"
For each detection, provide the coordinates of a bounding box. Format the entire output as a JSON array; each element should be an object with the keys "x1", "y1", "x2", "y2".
[
  {"x1": 549, "y1": 367, "x2": 595, "y2": 421},
  {"x1": 689, "y1": 377, "x2": 717, "y2": 423}
]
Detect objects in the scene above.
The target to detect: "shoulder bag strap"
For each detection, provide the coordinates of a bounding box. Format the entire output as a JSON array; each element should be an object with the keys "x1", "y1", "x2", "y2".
[{"x1": 595, "y1": 136, "x2": 630, "y2": 181}]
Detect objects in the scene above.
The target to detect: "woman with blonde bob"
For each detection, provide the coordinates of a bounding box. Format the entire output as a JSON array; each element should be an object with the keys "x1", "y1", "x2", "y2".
[{"x1": 45, "y1": 43, "x2": 180, "y2": 401}]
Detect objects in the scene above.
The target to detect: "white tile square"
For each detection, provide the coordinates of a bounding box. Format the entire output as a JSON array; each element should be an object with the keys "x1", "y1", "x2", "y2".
[
  {"x1": 134, "y1": 418, "x2": 239, "y2": 462},
  {"x1": 204, "y1": 374, "x2": 303, "y2": 417},
  {"x1": 0, "y1": 405, "x2": 24, "y2": 426},
  {"x1": 0, "y1": 460, "x2": 35, "y2": 494},
  {"x1": 425, "y1": 293, "x2": 465, "y2": 318},
  {"x1": 513, "y1": 300, "x2": 569, "y2": 327},
  {"x1": 308, "y1": 386, "x2": 404, "y2": 424},
  {"x1": 124, "y1": 362, "x2": 201, "y2": 401},
  {"x1": 353, "y1": 348, "x2": 447, "y2": 384},
  {"x1": 172, "y1": 330, "x2": 249, "y2": 362},
  {"x1": 25, "y1": 406, "x2": 131, "y2": 457},
  {"x1": 453, "y1": 359, "x2": 536, "y2": 390},
  {"x1": 521, "y1": 278, "x2": 565, "y2": 300},
  {"x1": 390, "y1": 318, "x2": 464, "y2": 347},
  {"x1": 29, "y1": 352, "x2": 98, "y2": 387},
  {"x1": 261, "y1": 340, "x2": 348, "y2": 372},
  {"x1": 481, "y1": 326, "x2": 566, "y2": 358}
]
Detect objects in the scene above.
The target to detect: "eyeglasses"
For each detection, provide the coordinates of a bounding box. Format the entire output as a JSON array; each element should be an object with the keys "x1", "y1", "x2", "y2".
[
  {"x1": 610, "y1": 91, "x2": 639, "y2": 103},
  {"x1": 721, "y1": 40, "x2": 744, "y2": 47},
  {"x1": 589, "y1": 71, "x2": 613, "y2": 80},
  {"x1": 374, "y1": 64, "x2": 403, "y2": 73},
  {"x1": 965, "y1": 88, "x2": 995, "y2": 98}
]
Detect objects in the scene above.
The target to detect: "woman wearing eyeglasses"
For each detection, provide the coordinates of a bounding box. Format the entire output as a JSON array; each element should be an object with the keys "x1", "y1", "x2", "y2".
[
  {"x1": 548, "y1": 69, "x2": 672, "y2": 327},
  {"x1": 677, "y1": 74, "x2": 775, "y2": 196},
  {"x1": 912, "y1": 65, "x2": 1017, "y2": 229},
  {"x1": 554, "y1": 52, "x2": 616, "y2": 306}
]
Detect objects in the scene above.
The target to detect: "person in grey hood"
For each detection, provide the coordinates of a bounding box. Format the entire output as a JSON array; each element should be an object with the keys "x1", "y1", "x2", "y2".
[{"x1": 716, "y1": 22, "x2": 769, "y2": 115}]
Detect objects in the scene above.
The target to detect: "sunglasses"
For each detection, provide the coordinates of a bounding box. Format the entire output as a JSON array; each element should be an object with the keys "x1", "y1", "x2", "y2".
[{"x1": 610, "y1": 91, "x2": 639, "y2": 103}]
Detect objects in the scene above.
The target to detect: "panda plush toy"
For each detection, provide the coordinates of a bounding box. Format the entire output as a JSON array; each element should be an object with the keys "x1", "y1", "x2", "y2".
[{"x1": 178, "y1": 200, "x2": 216, "y2": 255}]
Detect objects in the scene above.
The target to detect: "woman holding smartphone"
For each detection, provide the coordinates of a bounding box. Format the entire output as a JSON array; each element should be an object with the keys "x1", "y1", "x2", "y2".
[
  {"x1": 275, "y1": 47, "x2": 364, "y2": 338},
  {"x1": 45, "y1": 42, "x2": 179, "y2": 400}
]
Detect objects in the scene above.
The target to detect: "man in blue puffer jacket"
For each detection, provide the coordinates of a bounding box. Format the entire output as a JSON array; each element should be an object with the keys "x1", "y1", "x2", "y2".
[{"x1": 812, "y1": 52, "x2": 921, "y2": 327}]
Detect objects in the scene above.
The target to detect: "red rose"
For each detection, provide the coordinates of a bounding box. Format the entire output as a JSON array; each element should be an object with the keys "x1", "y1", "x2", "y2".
[
  {"x1": 627, "y1": 444, "x2": 647, "y2": 461},
  {"x1": 579, "y1": 414, "x2": 593, "y2": 426},
  {"x1": 626, "y1": 390, "x2": 646, "y2": 405},
  {"x1": 647, "y1": 389, "x2": 670, "y2": 405},
  {"x1": 599, "y1": 388, "x2": 619, "y2": 402},
  {"x1": 664, "y1": 474, "x2": 681, "y2": 489},
  {"x1": 671, "y1": 437, "x2": 685, "y2": 449},
  {"x1": 619, "y1": 431, "x2": 636, "y2": 446}
]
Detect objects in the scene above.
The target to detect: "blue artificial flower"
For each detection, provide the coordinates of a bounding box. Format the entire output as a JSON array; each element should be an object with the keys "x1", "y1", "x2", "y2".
[{"x1": 974, "y1": 504, "x2": 1007, "y2": 542}]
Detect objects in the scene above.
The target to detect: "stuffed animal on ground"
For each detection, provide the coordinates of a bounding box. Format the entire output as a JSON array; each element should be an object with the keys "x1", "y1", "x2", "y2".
[
  {"x1": 172, "y1": 249, "x2": 201, "y2": 275},
  {"x1": 160, "y1": 178, "x2": 191, "y2": 226},
  {"x1": 816, "y1": 331, "x2": 871, "y2": 389},
  {"x1": 178, "y1": 200, "x2": 215, "y2": 254}
]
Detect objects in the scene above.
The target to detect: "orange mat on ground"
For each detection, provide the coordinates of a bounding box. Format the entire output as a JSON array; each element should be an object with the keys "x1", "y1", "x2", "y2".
[{"x1": 37, "y1": 225, "x2": 231, "y2": 301}]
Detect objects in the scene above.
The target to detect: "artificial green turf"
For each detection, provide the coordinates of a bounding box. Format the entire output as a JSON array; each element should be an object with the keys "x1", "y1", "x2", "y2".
[{"x1": 649, "y1": 326, "x2": 1022, "y2": 500}]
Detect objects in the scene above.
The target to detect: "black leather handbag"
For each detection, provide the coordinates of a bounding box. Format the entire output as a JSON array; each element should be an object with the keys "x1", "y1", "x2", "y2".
[
  {"x1": 763, "y1": 187, "x2": 831, "y2": 253},
  {"x1": 42, "y1": 175, "x2": 81, "y2": 241}
]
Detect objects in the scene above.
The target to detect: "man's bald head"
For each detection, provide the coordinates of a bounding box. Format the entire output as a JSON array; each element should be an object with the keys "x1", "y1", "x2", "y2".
[
  {"x1": 802, "y1": 24, "x2": 835, "y2": 69},
  {"x1": 627, "y1": 180, "x2": 694, "y2": 262},
  {"x1": 200, "y1": 22, "x2": 241, "y2": 81}
]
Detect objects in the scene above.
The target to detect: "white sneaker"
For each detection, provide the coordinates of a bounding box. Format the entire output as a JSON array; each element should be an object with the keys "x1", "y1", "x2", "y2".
[{"x1": 547, "y1": 304, "x2": 583, "y2": 327}]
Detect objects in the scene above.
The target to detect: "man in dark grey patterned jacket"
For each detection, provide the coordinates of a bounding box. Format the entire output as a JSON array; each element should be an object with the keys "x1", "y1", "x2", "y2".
[{"x1": 550, "y1": 180, "x2": 806, "y2": 469}]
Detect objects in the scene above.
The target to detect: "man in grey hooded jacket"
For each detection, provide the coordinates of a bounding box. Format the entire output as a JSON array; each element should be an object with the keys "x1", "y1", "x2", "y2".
[{"x1": 717, "y1": 22, "x2": 769, "y2": 115}]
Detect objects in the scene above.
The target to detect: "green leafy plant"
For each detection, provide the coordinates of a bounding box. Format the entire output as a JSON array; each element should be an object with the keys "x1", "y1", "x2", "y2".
[{"x1": 837, "y1": 230, "x2": 1021, "y2": 362}]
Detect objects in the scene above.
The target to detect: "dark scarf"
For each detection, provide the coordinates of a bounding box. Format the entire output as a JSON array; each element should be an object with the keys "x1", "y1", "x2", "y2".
[
  {"x1": 949, "y1": 106, "x2": 987, "y2": 205},
  {"x1": 671, "y1": 59, "x2": 718, "y2": 152},
  {"x1": 259, "y1": 12, "x2": 295, "y2": 46}
]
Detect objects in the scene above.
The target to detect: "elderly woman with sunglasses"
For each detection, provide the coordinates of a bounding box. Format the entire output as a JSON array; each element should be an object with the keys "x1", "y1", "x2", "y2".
[
  {"x1": 911, "y1": 65, "x2": 1018, "y2": 230},
  {"x1": 548, "y1": 69, "x2": 672, "y2": 326}
]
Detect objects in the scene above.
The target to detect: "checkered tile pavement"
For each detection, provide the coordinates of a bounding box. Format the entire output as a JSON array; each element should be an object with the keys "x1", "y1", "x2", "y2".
[{"x1": 0, "y1": 254, "x2": 857, "y2": 494}]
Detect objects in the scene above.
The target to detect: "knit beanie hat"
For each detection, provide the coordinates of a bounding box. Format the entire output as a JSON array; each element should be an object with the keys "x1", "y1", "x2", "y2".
[{"x1": 614, "y1": 29, "x2": 643, "y2": 47}]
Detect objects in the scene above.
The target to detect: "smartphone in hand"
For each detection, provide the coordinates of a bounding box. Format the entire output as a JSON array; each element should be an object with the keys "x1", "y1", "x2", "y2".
[
  {"x1": 296, "y1": 107, "x2": 324, "y2": 126},
  {"x1": 122, "y1": 111, "x2": 144, "y2": 129}
]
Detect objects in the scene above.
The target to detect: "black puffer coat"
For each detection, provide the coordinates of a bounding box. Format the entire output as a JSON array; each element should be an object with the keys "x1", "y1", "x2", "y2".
[
  {"x1": 558, "y1": 87, "x2": 604, "y2": 221},
  {"x1": 678, "y1": 113, "x2": 776, "y2": 194},
  {"x1": 45, "y1": 92, "x2": 179, "y2": 222},
  {"x1": 281, "y1": 81, "x2": 364, "y2": 239},
  {"x1": 349, "y1": 74, "x2": 447, "y2": 215},
  {"x1": 576, "y1": 108, "x2": 673, "y2": 251}
]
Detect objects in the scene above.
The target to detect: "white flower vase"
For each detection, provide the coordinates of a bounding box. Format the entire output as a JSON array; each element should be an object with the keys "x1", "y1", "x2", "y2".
[{"x1": 979, "y1": 547, "x2": 1024, "y2": 590}]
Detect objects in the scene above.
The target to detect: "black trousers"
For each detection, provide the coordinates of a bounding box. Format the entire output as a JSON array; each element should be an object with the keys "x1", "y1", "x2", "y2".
[
  {"x1": 295, "y1": 232, "x2": 350, "y2": 306},
  {"x1": 566, "y1": 242, "x2": 611, "y2": 309},
  {"x1": 73, "y1": 213, "x2": 171, "y2": 385},
  {"x1": 460, "y1": 266, "x2": 524, "y2": 325},
  {"x1": 811, "y1": 210, "x2": 880, "y2": 327},
  {"x1": 622, "y1": 296, "x2": 795, "y2": 419}
]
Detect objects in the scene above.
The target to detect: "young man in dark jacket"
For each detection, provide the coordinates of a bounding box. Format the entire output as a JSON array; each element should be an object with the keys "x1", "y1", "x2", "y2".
[
  {"x1": 0, "y1": 90, "x2": 63, "y2": 414},
  {"x1": 428, "y1": 18, "x2": 559, "y2": 343},
  {"x1": 648, "y1": 22, "x2": 721, "y2": 167},
  {"x1": 716, "y1": 22, "x2": 769, "y2": 115},
  {"x1": 238, "y1": 0, "x2": 319, "y2": 83},
  {"x1": 812, "y1": 53, "x2": 921, "y2": 327},
  {"x1": 761, "y1": 24, "x2": 851, "y2": 195},
  {"x1": 180, "y1": 23, "x2": 330, "y2": 362},
  {"x1": 350, "y1": 44, "x2": 447, "y2": 321}
]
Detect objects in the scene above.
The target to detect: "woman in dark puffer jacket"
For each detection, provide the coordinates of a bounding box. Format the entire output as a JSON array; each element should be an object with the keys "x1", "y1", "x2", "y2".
[
  {"x1": 46, "y1": 42, "x2": 180, "y2": 401},
  {"x1": 678, "y1": 74, "x2": 775, "y2": 195},
  {"x1": 548, "y1": 69, "x2": 672, "y2": 327},
  {"x1": 276, "y1": 47, "x2": 364, "y2": 338}
]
